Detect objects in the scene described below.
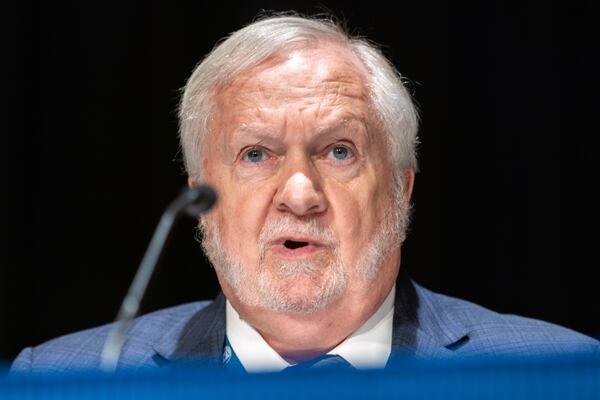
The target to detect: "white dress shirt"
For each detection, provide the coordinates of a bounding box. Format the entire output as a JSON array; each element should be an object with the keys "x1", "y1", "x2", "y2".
[{"x1": 225, "y1": 285, "x2": 395, "y2": 372}]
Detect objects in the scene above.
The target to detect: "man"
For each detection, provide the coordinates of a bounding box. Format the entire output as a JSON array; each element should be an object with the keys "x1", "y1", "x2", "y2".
[{"x1": 11, "y1": 14, "x2": 599, "y2": 374}]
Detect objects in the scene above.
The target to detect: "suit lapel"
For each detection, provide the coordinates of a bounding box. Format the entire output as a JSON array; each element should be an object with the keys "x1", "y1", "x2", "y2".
[
  {"x1": 153, "y1": 293, "x2": 226, "y2": 368},
  {"x1": 389, "y1": 276, "x2": 471, "y2": 363}
]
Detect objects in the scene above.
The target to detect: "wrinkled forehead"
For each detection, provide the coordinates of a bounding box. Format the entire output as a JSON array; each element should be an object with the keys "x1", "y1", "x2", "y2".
[
  {"x1": 211, "y1": 43, "x2": 380, "y2": 148},
  {"x1": 214, "y1": 40, "x2": 372, "y2": 107}
]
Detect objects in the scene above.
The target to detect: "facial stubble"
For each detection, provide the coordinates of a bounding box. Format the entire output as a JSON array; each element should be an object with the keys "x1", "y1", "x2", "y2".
[{"x1": 200, "y1": 187, "x2": 404, "y2": 314}]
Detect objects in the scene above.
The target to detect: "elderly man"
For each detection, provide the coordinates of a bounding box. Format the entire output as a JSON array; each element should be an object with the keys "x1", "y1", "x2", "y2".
[{"x1": 11, "y1": 15, "x2": 599, "y2": 374}]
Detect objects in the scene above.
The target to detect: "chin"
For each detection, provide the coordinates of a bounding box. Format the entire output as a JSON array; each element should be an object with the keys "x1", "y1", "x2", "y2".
[{"x1": 256, "y1": 269, "x2": 347, "y2": 314}]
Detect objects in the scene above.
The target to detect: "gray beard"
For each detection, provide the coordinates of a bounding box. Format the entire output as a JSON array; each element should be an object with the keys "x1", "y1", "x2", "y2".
[{"x1": 199, "y1": 183, "x2": 405, "y2": 314}]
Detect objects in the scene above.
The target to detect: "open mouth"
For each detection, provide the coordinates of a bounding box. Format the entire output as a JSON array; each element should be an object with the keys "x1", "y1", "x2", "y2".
[
  {"x1": 284, "y1": 240, "x2": 309, "y2": 250},
  {"x1": 272, "y1": 237, "x2": 321, "y2": 257}
]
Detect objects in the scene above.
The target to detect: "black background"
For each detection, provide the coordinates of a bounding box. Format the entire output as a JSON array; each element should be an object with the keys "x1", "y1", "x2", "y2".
[{"x1": 2, "y1": 1, "x2": 599, "y2": 361}]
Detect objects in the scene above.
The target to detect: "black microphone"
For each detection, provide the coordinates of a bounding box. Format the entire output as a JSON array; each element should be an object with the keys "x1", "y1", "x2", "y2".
[{"x1": 100, "y1": 185, "x2": 217, "y2": 372}]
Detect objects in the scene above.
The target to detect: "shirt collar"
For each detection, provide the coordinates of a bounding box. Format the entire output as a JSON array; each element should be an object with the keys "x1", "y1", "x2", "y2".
[{"x1": 225, "y1": 285, "x2": 395, "y2": 372}]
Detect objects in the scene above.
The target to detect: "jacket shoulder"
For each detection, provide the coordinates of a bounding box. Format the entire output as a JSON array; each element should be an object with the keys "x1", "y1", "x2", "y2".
[
  {"x1": 415, "y1": 283, "x2": 600, "y2": 356},
  {"x1": 10, "y1": 301, "x2": 212, "y2": 374}
]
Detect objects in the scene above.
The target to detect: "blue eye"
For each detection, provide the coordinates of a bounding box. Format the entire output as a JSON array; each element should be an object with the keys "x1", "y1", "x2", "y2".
[
  {"x1": 243, "y1": 148, "x2": 267, "y2": 163},
  {"x1": 329, "y1": 145, "x2": 353, "y2": 161}
]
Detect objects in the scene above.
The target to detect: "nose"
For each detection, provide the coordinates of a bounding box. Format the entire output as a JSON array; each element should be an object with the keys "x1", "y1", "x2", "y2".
[{"x1": 274, "y1": 168, "x2": 327, "y2": 217}]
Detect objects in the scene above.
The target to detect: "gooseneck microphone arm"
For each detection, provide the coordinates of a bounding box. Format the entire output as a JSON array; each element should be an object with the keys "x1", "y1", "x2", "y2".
[{"x1": 100, "y1": 185, "x2": 217, "y2": 372}]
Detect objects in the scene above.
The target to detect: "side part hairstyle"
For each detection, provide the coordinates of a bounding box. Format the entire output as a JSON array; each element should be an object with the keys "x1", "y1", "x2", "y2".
[{"x1": 178, "y1": 14, "x2": 419, "y2": 184}]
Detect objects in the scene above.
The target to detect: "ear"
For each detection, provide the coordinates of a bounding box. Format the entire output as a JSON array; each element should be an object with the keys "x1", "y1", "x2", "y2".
[
  {"x1": 187, "y1": 176, "x2": 196, "y2": 188},
  {"x1": 402, "y1": 168, "x2": 415, "y2": 212}
]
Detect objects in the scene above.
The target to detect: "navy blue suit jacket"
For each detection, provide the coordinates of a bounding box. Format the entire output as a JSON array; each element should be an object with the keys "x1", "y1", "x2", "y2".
[{"x1": 10, "y1": 278, "x2": 600, "y2": 373}]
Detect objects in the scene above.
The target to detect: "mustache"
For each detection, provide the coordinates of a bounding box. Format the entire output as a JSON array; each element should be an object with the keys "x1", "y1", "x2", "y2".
[{"x1": 258, "y1": 216, "x2": 337, "y2": 249}]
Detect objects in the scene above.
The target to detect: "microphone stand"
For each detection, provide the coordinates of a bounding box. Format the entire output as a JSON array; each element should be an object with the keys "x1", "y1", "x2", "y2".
[{"x1": 100, "y1": 185, "x2": 217, "y2": 372}]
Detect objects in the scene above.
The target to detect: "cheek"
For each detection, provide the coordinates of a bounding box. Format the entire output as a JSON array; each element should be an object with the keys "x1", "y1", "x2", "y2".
[
  {"x1": 328, "y1": 189, "x2": 369, "y2": 255},
  {"x1": 328, "y1": 174, "x2": 390, "y2": 255},
  {"x1": 217, "y1": 185, "x2": 273, "y2": 257}
]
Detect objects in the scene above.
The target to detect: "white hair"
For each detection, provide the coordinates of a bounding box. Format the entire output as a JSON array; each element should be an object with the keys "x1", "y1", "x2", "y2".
[{"x1": 178, "y1": 14, "x2": 419, "y2": 183}]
